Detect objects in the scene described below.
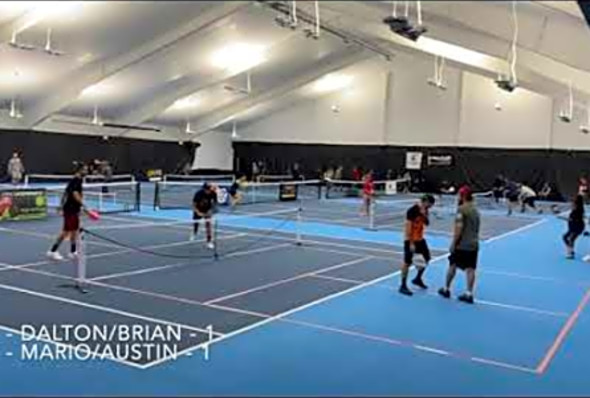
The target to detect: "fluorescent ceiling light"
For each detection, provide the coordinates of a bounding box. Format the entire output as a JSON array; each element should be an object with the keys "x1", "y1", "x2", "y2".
[
  {"x1": 313, "y1": 73, "x2": 354, "y2": 93},
  {"x1": 418, "y1": 37, "x2": 487, "y2": 66},
  {"x1": 0, "y1": 69, "x2": 35, "y2": 88},
  {"x1": 210, "y1": 43, "x2": 266, "y2": 74},
  {"x1": 81, "y1": 82, "x2": 113, "y2": 98},
  {"x1": 172, "y1": 96, "x2": 201, "y2": 110}
]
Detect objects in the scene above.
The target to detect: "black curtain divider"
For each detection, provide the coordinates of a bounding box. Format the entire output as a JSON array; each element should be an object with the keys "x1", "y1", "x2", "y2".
[
  {"x1": 234, "y1": 142, "x2": 589, "y2": 199},
  {"x1": 0, "y1": 129, "x2": 192, "y2": 180}
]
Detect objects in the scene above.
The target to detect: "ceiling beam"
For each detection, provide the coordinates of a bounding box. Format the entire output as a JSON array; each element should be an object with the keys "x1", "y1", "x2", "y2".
[
  {"x1": 308, "y1": 1, "x2": 590, "y2": 99},
  {"x1": 184, "y1": 47, "x2": 370, "y2": 138},
  {"x1": 115, "y1": 29, "x2": 302, "y2": 132},
  {"x1": 19, "y1": 1, "x2": 251, "y2": 129}
]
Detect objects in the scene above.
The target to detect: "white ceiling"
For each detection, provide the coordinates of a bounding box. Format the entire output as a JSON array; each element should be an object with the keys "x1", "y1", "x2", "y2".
[{"x1": 0, "y1": 1, "x2": 589, "y2": 141}]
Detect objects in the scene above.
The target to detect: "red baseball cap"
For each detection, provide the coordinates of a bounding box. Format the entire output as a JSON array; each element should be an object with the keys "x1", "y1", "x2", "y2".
[{"x1": 458, "y1": 185, "x2": 472, "y2": 198}]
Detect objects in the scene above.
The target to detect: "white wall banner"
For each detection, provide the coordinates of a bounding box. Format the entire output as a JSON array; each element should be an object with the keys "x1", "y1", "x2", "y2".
[{"x1": 405, "y1": 152, "x2": 423, "y2": 170}]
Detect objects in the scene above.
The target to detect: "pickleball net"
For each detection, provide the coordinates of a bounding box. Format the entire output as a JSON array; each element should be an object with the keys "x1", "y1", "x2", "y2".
[
  {"x1": 325, "y1": 178, "x2": 411, "y2": 199},
  {"x1": 154, "y1": 179, "x2": 323, "y2": 210},
  {"x1": 25, "y1": 173, "x2": 135, "y2": 186},
  {"x1": 162, "y1": 174, "x2": 236, "y2": 183},
  {"x1": 367, "y1": 190, "x2": 497, "y2": 230},
  {"x1": 75, "y1": 207, "x2": 303, "y2": 289},
  {"x1": 46, "y1": 181, "x2": 140, "y2": 214}
]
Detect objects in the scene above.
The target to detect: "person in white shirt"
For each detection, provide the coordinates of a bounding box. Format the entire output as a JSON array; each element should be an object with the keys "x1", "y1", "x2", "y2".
[
  {"x1": 7, "y1": 151, "x2": 24, "y2": 185},
  {"x1": 519, "y1": 184, "x2": 541, "y2": 214}
]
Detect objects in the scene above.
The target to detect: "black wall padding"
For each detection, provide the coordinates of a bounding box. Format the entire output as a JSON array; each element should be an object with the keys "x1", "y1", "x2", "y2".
[
  {"x1": 234, "y1": 142, "x2": 588, "y2": 198},
  {"x1": 0, "y1": 129, "x2": 191, "y2": 178}
]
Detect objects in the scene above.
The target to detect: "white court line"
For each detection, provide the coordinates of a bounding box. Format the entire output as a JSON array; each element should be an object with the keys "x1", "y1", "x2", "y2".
[
  {"x1": 312, "y1": 273, "x2": 569, "y2": 318},
  {"x1": 0, "y1": 232, "x2": 247, "y2": 274},
  {"x1": 483, "y1": 218, "x2": 547, "y2": 244},
  {"x1": 205, "y1": 256, "x2": 374, "y2": 305},
  {"x1": 0, "y1": 324, "x2": 145, "y2": 370},
  {"x1": 471, "y1": 356, "x2": 538, "y2": 374},
  {"x1": 481, "y1": 269, "x2": 590, "y2": 287},
  {"x1": 90, "y1": 243, "x2": 293, "y2": 282},
  {"x1": 4, "y1": 208, "x2": 552, "y2": 371},
  {"x1": 0, "y1": 282, "x2": 223, "y2": 338},
  {"x1": 0, "y1": 225, "x2": 118, "y2": 250}
]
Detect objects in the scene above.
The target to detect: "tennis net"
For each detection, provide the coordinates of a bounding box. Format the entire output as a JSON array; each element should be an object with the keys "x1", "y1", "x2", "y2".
[
  {"x1": 46, "y1": 181, "x2": 140, "y2": 214},
  {"x1": 25, "y1": 173, "x2": 135, "y2": 186},
  {"x1": 154, "y1": 180, "x2": 323, "y2": 210},
  {"x1": 75, "y1": 207, "x2": 302, "y2": 287}
]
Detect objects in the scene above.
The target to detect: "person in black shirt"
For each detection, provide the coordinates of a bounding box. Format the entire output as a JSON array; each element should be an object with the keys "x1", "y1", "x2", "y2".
[
  {"x1": 191, "y1": 183, "x2": 217, "y2": 249},
  {"x1": 228, "y1": 176, "x2": 247, "y2": 208},
  {"x1": 47, "y1": 164, "x2": 88, "y2": 261},
  {"x1": 562, "y1": 194, "x2": 586, "y2": 259},
  {"x1": 492, "y1": 175, "x2": 506, "y2": 204}
]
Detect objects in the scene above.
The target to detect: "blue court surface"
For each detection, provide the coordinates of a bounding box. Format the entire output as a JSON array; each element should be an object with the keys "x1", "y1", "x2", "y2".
[{"x1": 1, "y1": 190, "x2": 589, "y2": 396}]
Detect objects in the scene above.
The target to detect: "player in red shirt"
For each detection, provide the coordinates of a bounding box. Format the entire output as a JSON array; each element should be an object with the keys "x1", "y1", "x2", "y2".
[
  {"x1": 361, "y1": 172, "x2": 375, "y2": 216},
  {"x1": 352, "y1": 167, "x2": 362, "y2": 181}
]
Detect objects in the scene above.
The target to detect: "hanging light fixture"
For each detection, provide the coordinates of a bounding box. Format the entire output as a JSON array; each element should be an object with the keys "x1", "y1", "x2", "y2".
[
  {"x1": 495, "y1": 1, "x2": 518, "y2": 92},
  {"x1": 559, "y1": 81, "x2": 574, "y2": 123},
  {"x1": 383, "y1": 1, "x2": 427, "y2": 41},
  {"x1": 303, "y1": 0, "x2": 320, "y2": 40},
  {"x1": 231, "y1": 120, "x2": 239, "y2": 139},
  {"x1": 580, "y1": 103, "x2": 590, "y2": 134},
  {"x1": 427, "y1": 55, "x2": 446, "y2": 90}
]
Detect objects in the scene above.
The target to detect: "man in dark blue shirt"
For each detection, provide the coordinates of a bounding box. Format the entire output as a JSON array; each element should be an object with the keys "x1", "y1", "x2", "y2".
[{"x1": 191, "y1": 183, "x2": 217, "y2": 249}]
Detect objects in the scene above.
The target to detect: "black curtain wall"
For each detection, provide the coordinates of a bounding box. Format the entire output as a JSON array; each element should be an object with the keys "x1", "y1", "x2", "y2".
[
  {"x1": 0, "y1": 129, "x2": 194, "y2": 178},
  {"x1": 234, "y1": 142, "x2": 588, "y2": 198}
]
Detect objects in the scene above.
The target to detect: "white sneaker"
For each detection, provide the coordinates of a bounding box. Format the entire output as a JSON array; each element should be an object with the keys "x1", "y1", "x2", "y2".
[
  {"x1": 207, "y1": 242, "x2": 215, "y2": 250},
  {"x1": 189, "y1": 233, "x2": 195, "y2": 242},
  {"x1": 46, "y1": 251, "x2": 64, "y2": 261},
  {"x1": 583, "y1": 255, "x2": 590, "y2": 262},
  {"x1": 68, "y1": 252, "x2": 79, "y2": 260}
]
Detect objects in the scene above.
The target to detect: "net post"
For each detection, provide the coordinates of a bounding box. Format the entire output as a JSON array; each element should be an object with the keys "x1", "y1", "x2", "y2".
[
  {"x1": 154, "y1": 181, "x2": 160, "y2": 211},
  {"x1": 369, "y1": 198, "x2": 376, "y2": 231},
  {"x1": 135, "y1": 181, "x2": 141, "y2": 212},
  {"x1": 203, "y1": 324, "x2": 214, "y2": 361},
  {"x1": 76, "y1": 229, "x2": 88, "y2": 294},
  {"x1": 296, "y1": 207, "x2": 303, "y2": 246},
  {"x1": 213, "y1": 217, "x2": 219, "y2": 260}
]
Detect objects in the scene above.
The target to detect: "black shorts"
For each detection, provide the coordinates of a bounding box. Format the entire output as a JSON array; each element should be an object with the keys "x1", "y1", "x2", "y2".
[
  {"x1": 522, "y1": 197, "x2": 536, "y2": 207},
  {"x1": 449, "y1": 249, "x2": 478, "y2": 270},
  {"x1": 507, "y1": 193, "x2": 519, "y2": 203},
  {"x1": 404, "y1": 239, "x2": 431, "y2": 265},
  {"x1": 193, "y1": 211, "x2": 212, "y2": 220},
  {"x1": 63, "y1": 212, "x2": 80, "y2": 232},
  {"x1": 493, "y1": 188, "x2": 503, "y2": 199}
]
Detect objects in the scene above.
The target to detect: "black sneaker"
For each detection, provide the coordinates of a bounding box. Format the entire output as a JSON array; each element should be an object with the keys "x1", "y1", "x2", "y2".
[
  {"x1": 412, "y1": 278, "x2": 428, "y2": 289},
  {"x1": 566, "y1": 253, "x2": 575, "y2": 260},
  {"x1": 438, "y1": 288, "x2": 450, "y2": 299},
  {"x1": 399, "y1": 285, "x2": 413, "y2": 296},
  {"x1": 458, "y1": 293, "x2": 474, "y2": 304}
]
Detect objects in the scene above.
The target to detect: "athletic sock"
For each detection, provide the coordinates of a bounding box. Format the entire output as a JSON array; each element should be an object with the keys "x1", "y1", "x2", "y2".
[
  {"x1": 50, "y1": 243, "x2": 60, "y2": 252},
  {"x1": 71, "y1": 242, "x2": 77, "y2": 253},
  {"x1": 416, "y1": 267, "x2": 425, "y2": 280}
]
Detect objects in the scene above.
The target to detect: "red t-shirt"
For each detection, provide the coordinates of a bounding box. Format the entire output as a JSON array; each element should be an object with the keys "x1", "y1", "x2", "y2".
[
  {"x1": 363, "y1": 178, "x2": 374, "y2": 195},
  {"x1": 352, "y1": 169, "x2": 362, "y2": 181}
]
